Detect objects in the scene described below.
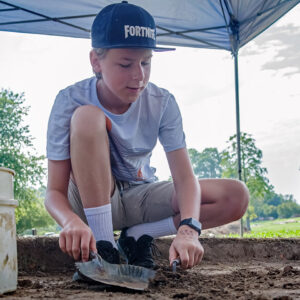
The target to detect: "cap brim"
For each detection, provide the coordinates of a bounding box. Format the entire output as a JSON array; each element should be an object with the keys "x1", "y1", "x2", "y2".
[
  {"x1": 153, "y1": 46, "x2": 176, "y2": 52},
  {"x1": 94, "y1": 44, "x2": 175, "y2": 51}
]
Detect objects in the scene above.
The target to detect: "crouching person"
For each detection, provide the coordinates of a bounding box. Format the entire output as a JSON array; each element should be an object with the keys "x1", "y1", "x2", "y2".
[{"x1": 45, "y1": 1, "x2": 249, "y2": 273}]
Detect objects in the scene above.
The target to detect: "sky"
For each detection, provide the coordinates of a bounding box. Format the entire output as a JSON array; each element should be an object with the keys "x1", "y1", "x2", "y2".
[{"x1": 0, "y1": 5, "x2": 299, "y2": 203}]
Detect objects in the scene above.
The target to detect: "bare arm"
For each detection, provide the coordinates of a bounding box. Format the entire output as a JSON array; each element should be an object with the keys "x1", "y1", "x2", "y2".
[
  {"x1": 45, "y1": 159, "x2": 74, "y2": 226},
  {"x1": 166, "y1": 148, "x2": 204, "y2": 268},
  {"x1": 45, "y1": 159, "x2": 96, "y2": 261},
  {"x1": 166, "y1": 148, "x2": 200, "y2": 220}
]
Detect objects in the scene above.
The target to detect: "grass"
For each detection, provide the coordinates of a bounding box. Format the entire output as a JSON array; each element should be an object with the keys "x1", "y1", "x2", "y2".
[
  {"x1": 228, "y1": 217, "x2": 300, "y2": 238},
  {"x1": 20, "y1": 224, "x2": 60, "y2": 236},
  {"x1": 21, "y1": 217, "x2": 300, "y2": 238}
]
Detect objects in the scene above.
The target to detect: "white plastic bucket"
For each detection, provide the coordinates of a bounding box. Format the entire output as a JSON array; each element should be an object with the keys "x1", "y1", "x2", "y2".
[
  {"x1": 0, "y1": 167, "x2": 18, "y2": 295},
  {"x1": 0, "y1": 167, "x2": 15, "y2": 199}
]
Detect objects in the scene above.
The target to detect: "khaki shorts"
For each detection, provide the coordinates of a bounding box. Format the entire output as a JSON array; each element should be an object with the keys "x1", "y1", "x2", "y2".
[{"x1": 68, "y1": 179, "x2": 176, "y2": 230}]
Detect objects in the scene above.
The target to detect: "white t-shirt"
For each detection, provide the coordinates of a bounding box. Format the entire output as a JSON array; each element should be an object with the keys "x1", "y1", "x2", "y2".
[{"x1": 47, "y1": 77, "x2": 186, "y2": 183}]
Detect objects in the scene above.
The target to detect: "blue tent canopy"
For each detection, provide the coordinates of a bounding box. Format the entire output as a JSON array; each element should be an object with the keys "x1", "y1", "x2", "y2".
[
  {"x1": 1, "y1": 0, "x2": 299, "y2": 54},
  {"x1": 1, "y1": 0, "x2": 299, "y2": 233}
]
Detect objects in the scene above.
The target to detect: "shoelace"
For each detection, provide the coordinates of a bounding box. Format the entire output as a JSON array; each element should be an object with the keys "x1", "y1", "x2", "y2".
[
  {"x1": 149, "y1": 241, "x2": 161, "y2": 257},
  {"x1": 137, "y1": 240, "x2": 161, "y2": 260}
]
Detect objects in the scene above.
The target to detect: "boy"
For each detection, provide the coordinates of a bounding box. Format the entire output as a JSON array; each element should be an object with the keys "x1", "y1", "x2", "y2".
[{"x1": 45, "y1": 1, "x2": 249, "y2": 271}]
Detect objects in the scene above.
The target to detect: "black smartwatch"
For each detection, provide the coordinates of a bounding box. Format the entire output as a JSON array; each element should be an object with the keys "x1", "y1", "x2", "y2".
[{"x1": 179, "y1": 218, "x2": 202, "y2": 236}]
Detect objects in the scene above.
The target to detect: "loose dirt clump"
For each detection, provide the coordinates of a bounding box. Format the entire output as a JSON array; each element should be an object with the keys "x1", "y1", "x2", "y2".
[{"x1": 148, "y1": 258, "x2": 300, "y2": 300}]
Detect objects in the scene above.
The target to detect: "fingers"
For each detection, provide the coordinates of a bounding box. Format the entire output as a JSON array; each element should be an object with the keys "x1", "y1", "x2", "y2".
[
  {"x1": 80, "y1": 232, "x2": 93, "y2": 262},
  {"x1": 72, "y1": 235, "x2": 81, "y2": 261},
  {"x1": 169, "y1": 244, "x2": 178, "y2": 266},
  {"x1": 59, "y1": 233, "x2": 66, "y2": 253},
  {"x1": 179, "y1": 250, "x2": 190, "y2": 269},
  {"x1": 169, "y1": 241, "x2": 193, "y2": 269},
  {"x1": 170, "y1": 237, "x2": 204, "y2": 270},
  {"x1": 196, "y1": 246, "x2": 204, "y2": 265},
  {"x1": 187, "y1": 243, "x2": 204, "y2": 268},
  {"x1": 173, "y1": 245, "x2": 196, "y2": 269},
  {"x1": 89, "y1": 234, "x2": 97, "y2": 254},
  {"x1": 187, "y1": 249, "x2": 195, "y2": 268},
  {"x1": 59, "y1": 223, "x2": 95, "y2": 262},
  {"x1": 186, "y1": 242, "x2": 204, "y2": 268},
  {"x1": 65, "y1": 232, "x2": 73, "y2": 258}
]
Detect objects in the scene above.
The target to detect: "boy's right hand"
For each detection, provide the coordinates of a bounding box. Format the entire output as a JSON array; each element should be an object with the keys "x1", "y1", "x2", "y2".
[{"x1": 59, "y1": 218, "x2": 97, "y2": 262}]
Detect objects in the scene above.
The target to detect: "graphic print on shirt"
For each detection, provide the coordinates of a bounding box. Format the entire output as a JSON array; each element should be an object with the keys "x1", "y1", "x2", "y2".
[{"x1": 105, "y1": 116, "x2": 112, "y2": 132}]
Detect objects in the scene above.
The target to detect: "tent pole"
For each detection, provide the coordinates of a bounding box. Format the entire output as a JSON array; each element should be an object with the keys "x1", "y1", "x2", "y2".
[{"x1": 233, "y1": 51, "x2": 244, "y2": 237}]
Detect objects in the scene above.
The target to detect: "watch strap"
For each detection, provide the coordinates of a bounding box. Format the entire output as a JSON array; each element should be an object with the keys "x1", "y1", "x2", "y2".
[{"x1": 179, "y1": 218, "x2": 202, "y2": 236}]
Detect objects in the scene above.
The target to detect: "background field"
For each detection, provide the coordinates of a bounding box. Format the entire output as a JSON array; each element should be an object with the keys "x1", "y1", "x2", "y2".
[
  {"x1": 229, "y1": 217, "x2": 300, "y2": 238},
  {"x1": 21, "y1": 217, "x2": 300, "y2": 238}
]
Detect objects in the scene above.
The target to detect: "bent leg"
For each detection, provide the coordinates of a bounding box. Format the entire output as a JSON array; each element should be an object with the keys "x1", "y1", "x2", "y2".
[
  {"x1": 70, "y1": 105, "x2": 114, "y2": 208},
  {"x1": 172, "y1": 179, "x2": 249, "y2": 230},
  {"x1": 69, "y1": 105, "x2": 117, "y2": 247}
]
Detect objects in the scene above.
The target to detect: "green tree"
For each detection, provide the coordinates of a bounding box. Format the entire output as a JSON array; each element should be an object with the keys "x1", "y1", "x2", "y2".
[
  {"x1": 277, "y1": 195, "x2": 300, "y2": 218},
  {"x1": 264, "y1": 191, "x2": 282, "y2": 207},
  {"x1": 221, "y1": 132, "x2": 271, "y2": 229},
  {"x1": 16, "y1": 187, "x2": 55, "y2": 234},
  {"x1": 258, "y1": 203, "x2": 278, "y2": 219},
  {"x1": 188, "y1": 147, "x2": 222, "y2": 178},
  {"x1": 0, "y1": 89, "x2": 54, "y2": 232},
  {"x1": 221, "y1": 133, "x2": 268, "y2": 185},
  {"x1": 0, "y1": 89, "x2": 45, "y2": 194}
]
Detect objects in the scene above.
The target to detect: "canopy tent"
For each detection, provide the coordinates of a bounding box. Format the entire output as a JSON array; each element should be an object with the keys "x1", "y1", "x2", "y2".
[
  {"x1": 1, "y1": 0, "x2": 300, "y2": 233},
  {"x1": 0, "y1": 0, "x2": 299, "y2": 52}
]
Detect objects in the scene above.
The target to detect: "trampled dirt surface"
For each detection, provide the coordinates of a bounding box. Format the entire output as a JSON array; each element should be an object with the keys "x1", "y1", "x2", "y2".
[{"x1": 1, "y1": 237, "x2": 300, "y2": 299}]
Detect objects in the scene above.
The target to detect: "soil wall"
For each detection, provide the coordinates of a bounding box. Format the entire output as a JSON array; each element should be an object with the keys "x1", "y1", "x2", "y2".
[{"x1": 17, "y1": 237, "x2": 299, "y2": 274}]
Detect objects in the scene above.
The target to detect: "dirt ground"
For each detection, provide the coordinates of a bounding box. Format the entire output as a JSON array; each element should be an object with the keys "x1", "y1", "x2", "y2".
[{"x1": 1, "y1": 237, "x2": 300, "y2": 300}]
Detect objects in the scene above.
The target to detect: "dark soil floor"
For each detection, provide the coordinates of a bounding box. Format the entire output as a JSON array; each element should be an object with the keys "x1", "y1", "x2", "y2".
[
  {"x1": 1, "y1": 237, "x2": 300, "y2": 299},
  {"x1": 3, "y1": 259, "x2": 300, "y2": 300}
]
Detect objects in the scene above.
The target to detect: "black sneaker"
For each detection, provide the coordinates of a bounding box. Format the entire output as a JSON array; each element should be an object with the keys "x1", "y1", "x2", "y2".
[
  {"x1": 117, "y1": 228, "x2": 156, "y2": 269},
  {"x1": 96, "y1": 240, "x2": 120, "y2": 264},
  {"x1": 73, "y1": 240, "x2": 120, "y2": 283}
]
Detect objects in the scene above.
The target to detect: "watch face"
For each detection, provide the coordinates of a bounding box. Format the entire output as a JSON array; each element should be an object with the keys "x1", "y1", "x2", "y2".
[
  {"x1": 191, "y1": 218, "x2": 202, "y2": 230},
  {"x1": 179, "y1": 218, "x2": 202, "y2": 235}
]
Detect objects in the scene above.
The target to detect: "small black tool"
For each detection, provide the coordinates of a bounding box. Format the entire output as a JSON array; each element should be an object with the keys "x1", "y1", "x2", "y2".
[{"x1": 172, "y1": 258, "x2": 181, "y2": 273}]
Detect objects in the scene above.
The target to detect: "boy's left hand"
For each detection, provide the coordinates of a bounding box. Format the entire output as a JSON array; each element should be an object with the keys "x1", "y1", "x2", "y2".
[{"x1": 169, "y1": 225, "x2": 204, "y2": 269}]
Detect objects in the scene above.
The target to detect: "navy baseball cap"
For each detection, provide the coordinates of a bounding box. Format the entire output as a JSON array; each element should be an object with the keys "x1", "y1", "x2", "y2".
[{"x1": 91, "y1": 1, "x2": 175, "y2": 51}]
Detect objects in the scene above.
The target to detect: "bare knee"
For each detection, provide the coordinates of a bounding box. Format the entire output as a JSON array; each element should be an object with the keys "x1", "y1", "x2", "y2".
[
  {"x1": 229, "y1": 180, "x2": 249, "y2": 221},
  {"x1": 70, "y1": 105, "x2": 107, "y2": 140}
]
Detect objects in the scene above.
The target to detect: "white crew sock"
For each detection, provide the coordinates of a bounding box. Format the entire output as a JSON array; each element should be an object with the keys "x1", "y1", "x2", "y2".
[
  {"x1": 126, "y1": 216, "x2": 177, "y2": 241},
  {"x1": 84, "y1": 203, "x2": 117, "y2": 248}
]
